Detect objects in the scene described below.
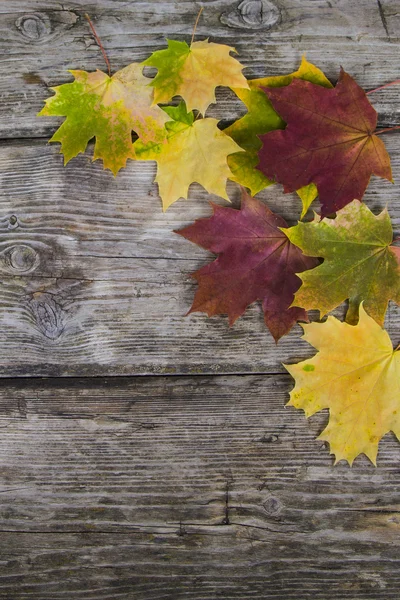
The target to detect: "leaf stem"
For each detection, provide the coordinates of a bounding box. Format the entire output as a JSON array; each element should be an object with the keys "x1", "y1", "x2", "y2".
[
  {"x1": 85, "y1": 13, "x2": 111, "y2": 77},
  {"x1": 375, "y1": 125, "x2": 400, "y2": 135},
  {"x1": 366, "y1": 79, "x2": 400, "y2": 95},
  {"x1": 191, "y1": 6, "x2": 204, "y2": 45}
]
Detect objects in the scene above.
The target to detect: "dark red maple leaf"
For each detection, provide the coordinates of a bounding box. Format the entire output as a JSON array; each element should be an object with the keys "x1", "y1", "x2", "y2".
[
  {"x1": 258, "y1": 69, "x2": 393, "y2": 217},
  {"x1": 176, "y1": 191, "x2": 318, "y2": 341}
]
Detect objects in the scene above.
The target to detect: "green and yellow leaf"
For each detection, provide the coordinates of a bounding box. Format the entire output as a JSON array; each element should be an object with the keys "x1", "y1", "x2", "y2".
[
  {"x1": 144, "y1": 39, "x2": 249, "y2": 114},
  {"x1": 133, "y1": 102, "x2": 243, "y2": 210},
  {"x1": 285, "y1": 200, "x2": 400, "y2": 326},
  {"x1": 38, "y1": 64, "x2": 168, "y2": 175}
]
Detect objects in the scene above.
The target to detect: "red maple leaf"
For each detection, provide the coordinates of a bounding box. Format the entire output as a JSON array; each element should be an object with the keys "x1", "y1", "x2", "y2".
[
  {"x1": 176, "y1": 191, "x2": 318, "y2": 341},
  {"x1": 258, "y1": 69, "x2": 393, "y2": 217}
]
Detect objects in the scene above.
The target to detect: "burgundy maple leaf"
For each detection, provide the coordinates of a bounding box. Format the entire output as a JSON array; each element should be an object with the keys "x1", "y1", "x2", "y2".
[
  {"x1": 176, "y1": 191, "x2": 318, "y2": 341},
  {"x1": 258, "y1": 69, "x2": 393, "y2": 217}
]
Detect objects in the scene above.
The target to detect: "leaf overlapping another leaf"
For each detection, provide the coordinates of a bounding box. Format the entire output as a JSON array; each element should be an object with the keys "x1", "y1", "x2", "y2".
[
  {"x1": 176, "y1": 191, "x2": 318, "y2": 341},
  {"x1": 258, "y1": 69, "x2": 393, "y2": 217},
  {"x1": 286, "y1": 200, "x2": 400, "y2": 326},
  {"x1": 285, "y1": 305, "x2": 400, "y2": 465},
  {"x1": 225, "y1": 56, "x2": 332, "y2": 208},
  {"x1": 38, "y1": 64, "x2": 168, "y2": 175},
  {"x1": 133, "y1": 102, "x2": 243, "y2": 210},
  {"x1": 144, "y1": 39, "x2": 249, "y2": 114}
]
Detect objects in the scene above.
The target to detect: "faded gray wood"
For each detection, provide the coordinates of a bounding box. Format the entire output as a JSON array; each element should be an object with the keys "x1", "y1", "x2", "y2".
[
  {"x1": 0, "y1": 0, "x2": 399, "y2": 138},
  {"x1": 0, "y1": 375, "x2": 399, "y2": 599},
  {"x1": 0, "y1": 136, "x2": 400, "y2": 376},
  {"x1": 1, "y1": 0, "x2": 400, "y2": 598}
]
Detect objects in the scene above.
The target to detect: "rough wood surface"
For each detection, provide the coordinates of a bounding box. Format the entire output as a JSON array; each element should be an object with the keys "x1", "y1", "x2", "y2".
[
  {"x1": 0, "y1": 0, "x2": 400, "y2": 138},
  {"x1": 0, "y1": 376, "x2": 400, "y2": 599},
  {"x1": 0, "y1": 136, "x2": 399, "y2": 376},
  {"x1": 1, "y1": 0, "x2": 400, "y2": 597}
]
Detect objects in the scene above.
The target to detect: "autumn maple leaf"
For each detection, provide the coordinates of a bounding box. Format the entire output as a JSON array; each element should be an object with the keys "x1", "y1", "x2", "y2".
[
  {"x1": 258, "y1": 69, "x2": 393, "y2": 217},
  {"x1": 285, "y1": 305, "x2": 400, "y2": 465},
  {"x1": 225, "y1": 56, "x2": 332, "y2": 209},
  {"x1": 286, "y1": 200, "x2": 400, "y2": 326},
  {"x1": 176, "y1": 191, "x2": 318, "y2": 341},
  {"x1": 38, "y1": 64, "x2": 168, "y2": 175},
  {"x1": 144, "y1": 39, "x2": 249, "y2": 114},
  {"x1": 133, "y1": 102, "x2": 242, "y2": 210}
]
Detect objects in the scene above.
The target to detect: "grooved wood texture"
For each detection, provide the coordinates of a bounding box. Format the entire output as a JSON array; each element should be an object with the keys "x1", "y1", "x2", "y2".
[
  {"x1": 0, "y1": 376, "x2": 400, "y2": 599},
  {"x1": 0, "y1": 137, "x2": 399, "y2": 376},
  {"x1": 1, "y1": 0, "x2": 400, "y2": 598}
]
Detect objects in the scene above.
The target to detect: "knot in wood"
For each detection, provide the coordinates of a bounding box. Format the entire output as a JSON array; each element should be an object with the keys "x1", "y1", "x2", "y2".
[
  {"x1": 29, "y1": 293, "x2": 65, "y2": 340},
  {"x1": 221, "y1": 0, "x2": 280, "y2": 30},
  {"x1": 7, "y1": 215, "x2": 19, "y2": 230},
  {"x1": 15, "y1": 13, "x2": 52, "y2": 41},
  {"x1": 263, "y1": 495, "x2": 283, "y2": 516},
  {"x1": 1, "y1": 244, "x2": 40, "y2": 274}
]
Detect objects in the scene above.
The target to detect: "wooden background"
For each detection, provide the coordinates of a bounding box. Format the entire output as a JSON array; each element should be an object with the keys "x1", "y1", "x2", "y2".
[{"x1": 1, "y1": 0, "x2": 400, "y2": 598}]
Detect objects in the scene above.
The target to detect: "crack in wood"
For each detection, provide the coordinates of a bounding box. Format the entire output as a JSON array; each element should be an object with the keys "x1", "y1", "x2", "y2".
[{"x1": 377, "y1": 0, "x2": 390, "y2": 39}]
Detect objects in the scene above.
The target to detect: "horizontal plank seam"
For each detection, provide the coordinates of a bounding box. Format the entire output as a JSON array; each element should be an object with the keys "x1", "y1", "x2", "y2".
[
  {"x1": 0, "y1": 372, "x2": 291, "y2": 383},
  {"x1": 0, "y1": 122, "x2": 399, "y2": 144}
]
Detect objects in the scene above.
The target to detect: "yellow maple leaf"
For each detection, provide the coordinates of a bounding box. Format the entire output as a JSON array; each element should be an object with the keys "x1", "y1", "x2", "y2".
[
  {"x1": 38, "y1": 63, "x2": 168, "y2": 175},
  {"x1": 144, "y1": 39, "x2": 249, "y2": 114},
  {"x1": 285, "y1": 305, "x2": 400, "y2": 466},
  {"x1": 133, "y1": 103, "x2": 243, "y2": 210}
]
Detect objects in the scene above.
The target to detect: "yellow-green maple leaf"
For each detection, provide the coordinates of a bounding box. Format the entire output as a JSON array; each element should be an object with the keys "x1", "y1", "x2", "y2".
[
  {"x1": 225, "y1": 57, "x2": 331, "y2": 211},
  {"x1": 286, "y1": 200, "x2": 400, "y2": 326},
  {"x1": 144, "y1": 39, "x2": 249, "y2": 114},
  {"x1": 285, "y1": 305, "x2": 400, "y2": 466},
  {"x1": 38, "y1": 64, "x2": 168, "y2": 175},
  {"x1": 133, "y1": 102, "x2": 243, "y2": 210}
]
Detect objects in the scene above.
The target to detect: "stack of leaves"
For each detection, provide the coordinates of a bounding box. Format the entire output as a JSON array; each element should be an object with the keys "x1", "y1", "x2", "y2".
[
  {"x1": 257, "y1": 68, "x2": 393, "y2": 217},
  {"x1": 39, "y1": 36, "x2": 250, "y2": 210},
  {"x1": 39, "y1": 19, "x2": 400, "y2": 466}
]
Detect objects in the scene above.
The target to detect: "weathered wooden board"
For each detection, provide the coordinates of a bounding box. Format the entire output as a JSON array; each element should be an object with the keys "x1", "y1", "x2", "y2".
[
  {"x1": 0, "y1": 375, "x2": 399, "y2": 599},
  {"x1": 0, "y1": 0, "x2": 399, "y2": 138},
  {"x1": 0, "y1": 135, "x2": 400, "y2": 376},
  {"x1": 1, "y1": 0, "x2": 400, "y2": 598},
  {"x1": 2, "y1": 530, "x2": 399, "y2": 600}
]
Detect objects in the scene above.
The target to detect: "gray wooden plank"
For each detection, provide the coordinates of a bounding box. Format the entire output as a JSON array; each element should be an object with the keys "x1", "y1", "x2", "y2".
[
  {"x1": 1, "y1": 1, "x2": 400, "y2": 599},
  {"x1": 0, "y1": 374, "x2": 399, "y2": 598},
  {"x1": 0, "y1": 0, "x2": 399, "y2": 138},
  {"x1": 0, "y1": 136, "x2": 400, "y2": 376},
  {"x1": 1, "y1": 530, "x2": 399, "y2": 600}
]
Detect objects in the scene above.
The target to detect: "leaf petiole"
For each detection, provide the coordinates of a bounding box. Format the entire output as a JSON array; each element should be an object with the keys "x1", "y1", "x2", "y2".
[
  {"x1": 375, "y1": 125, "x2": 400, "y2": 135},
  {"x1": 191, "y1": 6, "x2": 204, "y2": 45},
  {"x1": 366, "y1": 79, "x2": 400, "y2": 95},
  {"x1": 85, "y1": 13, "x2": 112, "y2": 77}
]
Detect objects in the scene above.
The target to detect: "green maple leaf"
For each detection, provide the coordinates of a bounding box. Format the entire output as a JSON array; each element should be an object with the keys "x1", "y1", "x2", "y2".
[
  {"x1": 38, "y1": 64, "x2": 168, "y2": 175},
  {"x1": 225, "y1": 56, "x2": 332, "y2": 212},
  {"x1": 286, "y1": 200, "x2": 400, "y2": 325}
]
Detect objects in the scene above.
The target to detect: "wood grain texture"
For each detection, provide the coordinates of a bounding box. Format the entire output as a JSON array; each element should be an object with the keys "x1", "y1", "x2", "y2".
[
  {"x1": 2, "y1": 0, "x2": 400, "y2": 597},
  {"x1": 0, "y1": 136, "x2": 400, "y2": 376},
  {"x1": 0, "y1": 375, "x2": 399, "y2": 599},
  {"x1": 0, "y1": 0, "x2": 399, "y2": 138}
]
